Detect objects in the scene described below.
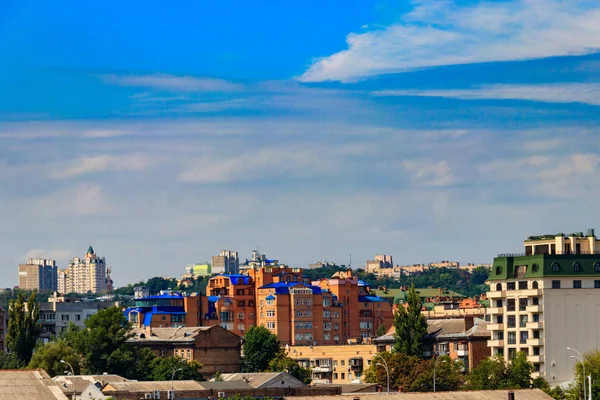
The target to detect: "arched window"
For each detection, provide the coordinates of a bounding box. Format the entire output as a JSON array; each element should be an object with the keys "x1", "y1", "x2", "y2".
[
  {"x1": 496, "y1": 266, "x2": 503, "y2": 275},
  {"x1": 573, "y1": 262, "x2": 581, "y2": 272},
  {"x1": 532, "y1": 281, "x2": 539, "y2": 289},
  {"x1": 552, "y1": 262, "x2": 560, "y2": 272},
  {"x1": 496, "y1": 283, "x2": 502, "y2": 291},
  {"x1": 532, "y1": 264, "x2": 539, "y2": 273},
  {"x1": 594, "y1": 262, "x2": 600, "y2": 273}
]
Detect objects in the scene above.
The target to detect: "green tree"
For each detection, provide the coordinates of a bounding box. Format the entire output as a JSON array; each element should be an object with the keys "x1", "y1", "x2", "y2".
[
  {"x1": 465, "y1": 354, "x2": 507, "y2": 390},
  {"x1": 242, "y1": 325, "x2": 281, "y2": 372},
  {"x1": 269, "y1": 353, "x2": 312, "y2": 384},
  {"x1": 28, "y1": 340, "x2": 82, "y2": 377},
  {"x1": 409, "y1": 356, "x2": 464, "y2": 392},
  {"x1": 6, "y1": 291, "x2": 41, "y2": 365},
  {"x1": 0, "y1": 352, "x2": 25, "y2": 369},
  {"x1": 393, "y1": 285, "x2": 427, "y2": 357},
  {"x1": 376, "y1": 324, "x2": 387, "y2": 337},
  {"x1": 506, "y1": 351, "x2": 534, "y2": 389},
  {"x1": 150, "y1": 357, "x2": 203, "y2": 381},
  {"x1": 364, "y1": 351, "x2": 426, "y2": 392}
]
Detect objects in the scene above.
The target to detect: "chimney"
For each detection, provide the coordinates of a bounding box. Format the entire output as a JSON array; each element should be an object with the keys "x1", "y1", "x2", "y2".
[
  {"x1": 507, "y1": 391, "x2": 515, "y2": 400},
  {"x1": 464, "y1": 316, "x2": 475, "y2": 331},
  {"x1": 145, "y1": 325, "x2": 152, "y2": 336}
]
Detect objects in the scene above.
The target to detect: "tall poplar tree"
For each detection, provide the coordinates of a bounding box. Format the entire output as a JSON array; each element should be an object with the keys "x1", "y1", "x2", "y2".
[
  {"x1": 393, "y1": 285, "x2": 427, "y2": 356},
  {"x1": 6, "y1": 291, "x2": 41, "y2": 365}
]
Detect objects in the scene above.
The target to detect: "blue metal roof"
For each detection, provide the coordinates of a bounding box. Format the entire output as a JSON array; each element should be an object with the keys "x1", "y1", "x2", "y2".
[
  {"x1": 265, "y1": 295, "x2": 276, "y2": 300},
  {"x1": 138, "y1": 293, "x2": 183, "y2": 300},
  {"x1": 143, "y1": 311, "x2": 186, "y2": 326},
  {"x1": 259, "y1": 282, "x2": 322, "y2": 295},
  {"x1": 359, "y1": 295, "x2": 388, "y2": 303},
  {"x1": 207, "y1": 296, "x2": 219, "y2": 303}
]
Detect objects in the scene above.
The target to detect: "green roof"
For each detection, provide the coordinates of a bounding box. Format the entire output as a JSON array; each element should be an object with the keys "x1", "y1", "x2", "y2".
[
  {"x1": 86, "y1": 245, "x2": 94, "y2": 255},
  {"x1": 490, "y1": 254, "x2": 600, "y2": 281}
]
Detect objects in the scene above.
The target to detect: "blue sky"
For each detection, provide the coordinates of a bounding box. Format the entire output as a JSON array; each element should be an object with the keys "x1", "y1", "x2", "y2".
[{"x1": 1, "y1": 0, "x2": 600, "y2": 287}]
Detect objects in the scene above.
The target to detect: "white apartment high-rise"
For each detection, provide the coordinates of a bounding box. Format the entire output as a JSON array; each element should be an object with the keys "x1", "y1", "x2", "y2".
[
  {"x1": 211, "y1": 250, "x2": 239, "y2": 274},
  {"x1": 57, "y1": 246, "x2": 108, "y2": 294},
  {"x1": 488, "y1": 230, "x2": 600, "y2": 385}
]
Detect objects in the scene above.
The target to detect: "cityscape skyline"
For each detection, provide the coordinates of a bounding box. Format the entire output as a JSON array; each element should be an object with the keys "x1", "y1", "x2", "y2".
[{"x1": 2, "y1": 0, "x2": 600, "y2": 288}]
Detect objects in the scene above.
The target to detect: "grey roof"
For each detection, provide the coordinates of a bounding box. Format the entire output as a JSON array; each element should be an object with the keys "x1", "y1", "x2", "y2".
[
  {"x1": 53, "y1": 374, "x2": 130, "y2": 394},
  {"x1": 128, "y1": 326, "x2": 217, "y2": 343},
  {"x1": 219, "y1": 372, "x2": 306, "y2": 388},
  {"x1": 427, "y1": 318, "x2": 489, "y2": 340},
  {"x1": 0, "y1": 370, "x2": 69, "y2": 400},
  {"x1": 285, "y1": 389, "x2": 553, "y2": 400},
  {"x1": 312, "y1": 383, "x2": 379, "y2": 393},
  {"x1": 103, "y1": 380, "x2": 204, "y2": 392},
  {"x1": 198, "y1": 381, "x2": 254, "y2": 390}
]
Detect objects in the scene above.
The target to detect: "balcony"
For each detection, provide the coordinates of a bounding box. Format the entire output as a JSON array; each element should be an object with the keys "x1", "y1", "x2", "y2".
[
  {"x1": 487, "y1": 323, "x2": 504, "y2": 331},
  {"x1": 519, "y1": 289, "x2": 542, "y2": 297},
  {"x1": 526, "y1": 321, "x2": 544, "y2": 330},
  {"x1": 487, "y1": 291, "x2": 506, "y2": 299},
  {"x1": 312, "y1": 379, "x2": 331, "y2": 384},
  {"x1": 526, "y1": 305, "x2": 543, "y2": 313},
  {"x1": 456, "y1": 349, "x2": 469, "y2": 357},
  {"x1": 486, "y1": 307, "x2": 503, "y2": 314},
  {"x1": 312, "y1": 366, "x2": 333, "y2": 373},
  {"x1": 528, "y1": 355, "x2": 543, "y2": 363},
  {"x1": 528, "y1": 338, "x2": 543, "y2": 346},
  {"x1": 488, "y1": 340, "x2": 504, "y2": 347}
]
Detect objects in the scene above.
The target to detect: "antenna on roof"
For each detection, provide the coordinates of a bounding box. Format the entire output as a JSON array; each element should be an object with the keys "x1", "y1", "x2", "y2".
[{"x1": 349, "y1": 254, "x2": 352, "y2": 269}]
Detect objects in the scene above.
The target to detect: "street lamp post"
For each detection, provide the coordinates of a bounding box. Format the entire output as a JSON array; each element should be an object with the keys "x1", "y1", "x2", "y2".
[
  {"x1": 567, "y1": 347, "x2": 586, "y2": 400},
  {"x1": 170, "y1": 357, "x2": 185, "y2": 400},
  {"x1": 372, "y1": 354, "x2": 390, "y2": 394},
  {"x1": 60, "y1": 360, "x2": 75, "y2": 400},
  {"x1": 433, "y1": 358, "x2": 447, "y2": 393}
]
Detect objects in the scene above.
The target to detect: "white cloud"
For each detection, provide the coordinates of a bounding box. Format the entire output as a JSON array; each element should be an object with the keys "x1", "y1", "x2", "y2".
[
  {"x1": 22, "y1": 248, "x2": 72, "y2": 262},
  {"x1": 301, "y1": 0, "x2": 600, "y2": 82},
  {"x1": 402, "y1": 159, "x2": 456, "y2": 187},
  {"x1": 374, "y1": 83, "x2": 600, "y2": 106},
  {"x1": 51, "y1": 154, "x2": 153, "y2": 178},
  {"x1": 100, "y1": 73, "x2": 244, "y2": 92},
  {"x1": 31, "y1": 183, "x2": 114, "y2": 217}
]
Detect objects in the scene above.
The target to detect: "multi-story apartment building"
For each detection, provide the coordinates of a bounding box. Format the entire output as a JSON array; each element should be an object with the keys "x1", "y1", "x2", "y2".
[
  {"x1": 488, "y1": 229, "x2": 600, "y2": 385},
  {"x1": 365, "y1": 255, "x2": 393, "y2": 275},
  {"x1": 18, "y1": 258, "x2": 58, "y2": 291},
  {"x1": 124, "y1": 291, "x2": 202, "y2": 328},
  {"x1": 57, "y1": 246, "x2": 108, "y2": 294},
  {"x1": 185, "y1": 263, "x2": 212, "y2": 277},
  {"x1": 239, "y1": 250, "x2": 281, "y2": 272},
  {"x1": 203, "y1": 267, "x2": 393, "y2": 345},
  {"x1": 38, "y1": 295, "x2": 119, "y2": 343},
  {"x1": 212, "y1": 250, "x2": 240, "y2": 274}
]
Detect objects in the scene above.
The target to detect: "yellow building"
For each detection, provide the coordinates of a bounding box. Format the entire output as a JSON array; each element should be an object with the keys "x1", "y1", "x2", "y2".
[{"x1": 287, "y1": 344, "x2": 385, "y2": 384}]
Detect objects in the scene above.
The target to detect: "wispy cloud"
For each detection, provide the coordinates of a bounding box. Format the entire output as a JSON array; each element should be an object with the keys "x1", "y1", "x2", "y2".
[
  {"x1": 301, "y1": 0, "x2": 600, "y2": 82},
  {"x1": 374, "y1": 83, "x2": 600, "y2": 106},
  {"x1": 100, "y1": 73, "x2": 245, "y2": 92},
  {"x1": 51, "y1": 154, "x2": 153, "y2": 178},
  {"x1": 22, "y1": 248, "x2": 73, "y2": 262},
  {"x1": 402, "y1": 159, "x2": 457, "y2": 187},
  {"x1": 30, "y1": 183, "x2": 114, "y2": 217}
]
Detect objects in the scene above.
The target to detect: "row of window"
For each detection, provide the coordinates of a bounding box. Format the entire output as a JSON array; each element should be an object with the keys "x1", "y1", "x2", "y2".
[
  {"x1": 551, "y1": 280, "x2": 600, "y2": 289},
  {"x1": 495, "y1": 262, "x2": 600, "y2": 276},
  {"x1": 496, "y1": 279, "x2": 600, "y2": 291}
]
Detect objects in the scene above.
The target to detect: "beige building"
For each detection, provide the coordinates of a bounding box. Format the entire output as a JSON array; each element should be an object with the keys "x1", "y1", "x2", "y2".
[
  {"x1": 58, "y1": 246, "x2": 107, "y2": 294},
  {"x1": 287, "y1": 344, "x2": 379, "y2": 384},
  {"x1": 488, "y1": 229, "x2": 600, "y2": 385},
  {"x1": 18, "y1": 258, "x2": 57, "y2": 291},
  {"x1": 212, "y1": 250, "x2": 239, "y2": 274}
]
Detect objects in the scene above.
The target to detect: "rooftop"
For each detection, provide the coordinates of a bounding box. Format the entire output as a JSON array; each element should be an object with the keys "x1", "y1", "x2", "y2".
[
  {"x1": 53, "y1": 375, "x2": 129, "y2": 394},
  {"x1": 219, "y1": 372, "x2": 306, "y2": 389},
  {"x1": 103, "y1": 380, "x2": 204, "y2": 392},
  {"x1": 0, "y1": 370, "x2": 69, "y2": 400},
  {"x1": 127, "y1": 325, "x2": 222, "y2": 343},
  {"x1": 284, "y1": 389, "x2": 552, "y2": 400},
  {"x1": 491, "y1": 254, "x2": 600, "y2": 281}
]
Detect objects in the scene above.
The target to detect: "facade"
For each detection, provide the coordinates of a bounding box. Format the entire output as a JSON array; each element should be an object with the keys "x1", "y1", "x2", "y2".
[
  {"x1": 127, "y1": 325, "x2": 242, "y2": 377},
  {"x1": 18, "y1": 258, "x2": 58, "y2": 291},
  {"x1": 212, "y1": 250, "x2": 240, "y2": 274},
  {"x1": 57, "y1": 246, "x2": 108, "y2": 294},
  {"x1": 133, "y1": 286, "x2": 149, "y2": 299},
  {"x1": 38, "y1": 296, "x2": 119, "y2": 342},
  {"x1": 365, "y1": 255, "x2": 393, "y2": 275},
  {"x1": 488, "y1": 229, "x2": 600, "y2": 384},
  {"x1": 239, "y1": 250, "x2": 281, "y2": 272},
  {"x1": 186, "y1": 263, "x2": 212, "y2": 276},
  {"x1": 204, "y1": 274, "x2": 256, "y2": 336},
  {"x1": 124, "y1": 291, "x2": 202, "y2": 328},
  {"x1": 287, "y1": 344, "x2": 379, "y2": 384}
]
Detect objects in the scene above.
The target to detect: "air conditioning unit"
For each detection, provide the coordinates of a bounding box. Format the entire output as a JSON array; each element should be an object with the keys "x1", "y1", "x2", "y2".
[
  {"x1": 167, "y1": 390, "x2": 175, "y2": 400},
  {"x1": 218, "y1": 392, "x2": 226, "y2": 398},
  {"x1": 144, "y1": 394, "x2": 152, "y2": 399},
  {"x1": 153, "y1": 389, "x2": 161, "y2": 399}
]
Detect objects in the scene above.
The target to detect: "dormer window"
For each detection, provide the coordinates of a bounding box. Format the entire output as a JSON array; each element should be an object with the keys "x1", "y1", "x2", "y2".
[
  {"x1": 573, "y1": 262, "x2": 581, "y2": 272},
  {"x1": 552, "y1": 262, "x2": 560, "y2": 272}
]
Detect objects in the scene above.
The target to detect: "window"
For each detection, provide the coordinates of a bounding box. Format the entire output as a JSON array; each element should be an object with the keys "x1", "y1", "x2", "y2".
[
  {"x1": 507, "y1": 282, "x2": 516, "y2": 291},
  {"x1": 61, "y1": 315, "x2": 69, "y2": 321},
  {"x1": 341, "y1": 373, "x2": 345, "y2": 380},
  {"x1": 520, "y1": 331, "x2": 528, "y2": 344},
  {"x1": 532, "y1": 264, "x2": 539, "y2": 272},
  {"x1": 238, "y1": 313, "x2": 245, "y2": 320},
  {"x1": 266, "y1": 322, "x2": 276, "y2": 329},
  {"x1": 552, "y1": 262, "x2": 560, "y2": 272},
  {"x1": 496, "y1": 332, "x2": 504, "y2": 340},
  {"x1": 341, "y1": 360, "x2": 345, "y2": 366},
  {"x1": 296, "y1": 311, "x2": 303, "y2": 317},
  {"x1": 495, "y1": 283, "x2": 502, "y2": 291},
  {"x1": 552, "y1": 280, "x2": 561, "y2": 289},
  {"x1": 573, "y1": 280, "x2": 582, "y2": 289},
  {"x1": 532, "y1": 281, "x2": 539, "y2": 289},
  {"x1": 532, "y1": 297, "x2": 539, "y2": 305},
  {"x1": 595, "y1": 262, "x2": 600, "y2": 272},
  {"x1": 323, "y1": 298, "x2": 331, "y2": 307},
  {"x1": 266, "y1": 299, "x2": 275, "y2": 306},
  {"x1": 573, "y1": 262, "x2": 582, "y2": 272},
  {"x1": 333, "y1": 373, "x2": 338, "y2": 380},
  {"x1": 495, "y1": 299, "x2": 503, "y2": 308},
  {"x1": 595, "y1": 280, "x2": 600, "y2": 289},
  {"x1": 519, "y1": 299, "x2": 528, "y2": 311},
  {"x1": 323, "y1": 311, "x2": 331, "y2": 318},
  {"x1": 508, "y1": 332, "x2": 517, "y2": 345},
  {"x1": 518, "y1": 281, "x2": 528, "y2": 290},
  {"x1": 507, "y1": 315, "x2": 516, "y2": 328},
  {"x1": 333, "y1": 312, "x2": 339, "y2": 318},
  {"x1": 519, "y1": 315, "x2": 528, "y2": 328},
  {"x1": 507, "y1": 299, "x2": 515, "y2": 312},
  {"x1": 248, "y1": 313, "x2": 254, "y2": 319},
  {"x1": 75, "y1": 314, "x2": 81, "y2": 321},
  {"x1": 496, "y1": 315, "x2": 503, "y2": 324},
  {"x1": 533, "y1": 330, "x2": 540, "y2": 339},
  {"x1": 496, "y1": 266, "x2": 503, "y2": 275},
  {"x1": 533, "y1": 347, "x2": 540, "y2": 356},
  {"x1": 532, "y1": 313, "x2": 540, "y2": 322},
  {"x1": 266, "y1": 310, "x2": 276, "y2": 317},
  {"x1": 238, "y1": 324, "x2": 245, "y2": 331},
  {"x1": 534, "y1": 363, "x2": 541, "y2": 372}
]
